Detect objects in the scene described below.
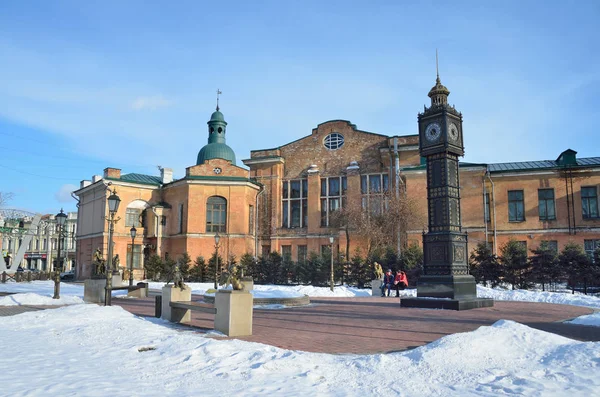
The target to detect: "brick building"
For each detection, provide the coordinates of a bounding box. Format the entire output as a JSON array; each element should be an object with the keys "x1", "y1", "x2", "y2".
[{"x1": 74, "y1": 78, "x2": 600, "y2": 280}]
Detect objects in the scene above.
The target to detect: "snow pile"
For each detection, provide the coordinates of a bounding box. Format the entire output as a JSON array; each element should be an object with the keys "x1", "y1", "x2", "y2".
[
  {"x1": 477, "y1": 285, "x2": 600, "y2": 309},
  {"x1": 0, "y1": 304, "x2": 598, "y2": 396},
  {"x1": 568, "y1": 312, "x2": 600, "y2": 327},
  {"x1": 0, "y1": 292, "x2": 84, "y2": 306}
]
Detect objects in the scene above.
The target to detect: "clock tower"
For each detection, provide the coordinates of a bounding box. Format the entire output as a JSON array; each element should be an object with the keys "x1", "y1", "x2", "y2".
[{"x1": 401, "y1": 67, "x2": 493, "y2": 310}]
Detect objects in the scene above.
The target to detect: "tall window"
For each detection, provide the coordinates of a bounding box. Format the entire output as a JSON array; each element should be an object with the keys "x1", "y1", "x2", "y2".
[
  {"x1": 249, "y1": 205, "x2": 255, "y2": 234},
  {"x1": 584, "y1": 239, "x2": 600, "y2": 261},
  {"x1": 125, "y1": 208, "x2": 141, "y2": 227},
  {"x1": 538, "y1": 189, "x2": 556, "y2": 220},
  {"x1": 484, "y1": 193, "x2": 491, "y2": 223},
  {"x1": 508, "y1": 190, "x2": 525, "y2": 222},
  {"x1": 582, "y1": 187, "x2": 599, "y2": 219},
  {"x1": 281, "y1": 245, "x2": 292, "y2": 261},
  {"x1": 321, "y1": 176, "x2": 347, "y2": 226},
  {"x1": 261, "y1": 245, "x2": 271, "y2": 257},
  {"x1": 282, "y1": 179, "x2": 308, "y2": 228},
  {"x1": 206, "y1": 196, "x2": 227, "y2": 233},
  {"x1": 541, "y1": 240, "x2": 558, "y2": 254},
  {"x1": 178, "y1": 204, "x2": 184, "y2": 234},
  {"x1": 127, "y1": 244, "x2": 142, "y2": 268},
  {"x1": 361, "y1": 174, "x2": 390, "y2": 215},
  {"x1": 297, "y1": 245, "x2": 307, "y2": 264}
]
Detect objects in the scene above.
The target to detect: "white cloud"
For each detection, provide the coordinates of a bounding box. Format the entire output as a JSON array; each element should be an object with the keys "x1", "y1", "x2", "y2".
[
  {"x1": 130, "y1": 95, "x2": 172, "y2": 111},
  {"x1": 54, "y1": 184, "x2": 78, "y2": 204}
]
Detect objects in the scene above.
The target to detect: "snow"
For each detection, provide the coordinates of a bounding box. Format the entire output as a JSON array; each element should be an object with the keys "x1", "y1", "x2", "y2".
[
  {"x1": 0, "y1": 281, "x2": 599, "y2": 395},
  {"x1": 568, "y1": 312, "x2": 600, "y2": 327},
  {"x1": 0, "y1": 292, "x2": 83, "y2": 306},
  {"x1": 0, "y1": 304, "x2": 598, "y2": 396}
]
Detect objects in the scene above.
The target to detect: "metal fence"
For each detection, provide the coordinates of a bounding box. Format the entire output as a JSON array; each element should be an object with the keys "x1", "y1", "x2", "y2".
[{"x1": 1, "y1": 271, "x2": 52, "y2": 283}]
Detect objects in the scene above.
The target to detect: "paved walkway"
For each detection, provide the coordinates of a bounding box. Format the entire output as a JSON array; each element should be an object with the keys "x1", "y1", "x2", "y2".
[{"x1": 113, "y1": 295, "x2": 600, "y2": 354}]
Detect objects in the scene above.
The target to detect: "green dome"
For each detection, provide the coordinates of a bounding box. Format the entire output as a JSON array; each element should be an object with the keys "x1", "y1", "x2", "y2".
[
  {"x1": 197, "y1": 106, "x2": 235, "y2": 165},
  {"x1": 210, "y1": 110, "x2": 225, "y2": 122},
  {"x1": 197, "y1": 143, "x2": 236, "y2": 165}
]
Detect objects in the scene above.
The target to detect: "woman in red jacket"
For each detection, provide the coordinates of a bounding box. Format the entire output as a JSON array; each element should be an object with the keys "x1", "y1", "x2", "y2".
[{"x1": 393, "y1": 270, "x2": 409, "y2": 297}]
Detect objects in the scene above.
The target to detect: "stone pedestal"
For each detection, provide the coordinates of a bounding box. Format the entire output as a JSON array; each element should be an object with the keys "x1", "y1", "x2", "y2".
[
  {"x1": 215, "y1": 290, "x2": 253, "y2": 337},
  {"x1": 84, "y1": 278, "x2": 107, "y2": 304},
  {"x1": 161, "y1": 285, "x2": 192, "y2": 322},
  {"x1": 400, "y1": 275, "x2": 493, "y2": 310},
  {"x1": 240, "y1": 277, "x2": 254, "y2": 292},
  {"x1": 371, "y1": 279, "x2": 383, "y2": 297},
  {"x1": 128, "y1": 282, "x2": 149, "y2": 298}
]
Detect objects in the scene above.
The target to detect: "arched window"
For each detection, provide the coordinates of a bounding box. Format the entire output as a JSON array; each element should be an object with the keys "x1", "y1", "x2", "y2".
[{"x1": 206, "y1": 196, "x2": 227, "y2": 233}]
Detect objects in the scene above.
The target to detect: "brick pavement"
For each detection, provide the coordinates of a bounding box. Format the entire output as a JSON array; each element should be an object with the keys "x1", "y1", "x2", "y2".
[{"x1": 113, "y1": 295, "x2": 599, "y2": 354}]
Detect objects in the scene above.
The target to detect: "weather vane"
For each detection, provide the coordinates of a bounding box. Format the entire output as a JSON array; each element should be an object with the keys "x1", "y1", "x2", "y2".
[
  {"x1": 216, "y1": 89, "x2": 222, "y2": 111},
  {"x1": 436, "y1": 49, "x2": 440, "y2": 81}
]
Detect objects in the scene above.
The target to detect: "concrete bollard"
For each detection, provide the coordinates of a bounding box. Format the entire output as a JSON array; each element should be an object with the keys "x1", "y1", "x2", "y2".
[
  {"x1": 161, "y1": 285, "x2": 192, "y2": 322},
  {"x1": 371, "y1": 279, "x2": 383, "y2": 297},
  {"x1": 215, "y1": 290, "x2": 253, "y2": 337},
  {"x1": 155, "y1": 295, "x2": 162, "y2": 318}
]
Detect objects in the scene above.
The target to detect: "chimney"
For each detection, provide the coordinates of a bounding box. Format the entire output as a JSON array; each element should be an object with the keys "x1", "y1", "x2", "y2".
[
  {"x1": 103, "y1": 167, "x2": 121, "y2": 179},
  {"x1": 161, "y1": 167, "x2": 173, "y2": 184},
  {"x1": 92, "y1": 175, "x2": 103, "y2": 183},
  {"x1": 80, "y1": 180, "x2": 92, "y2": 188}
]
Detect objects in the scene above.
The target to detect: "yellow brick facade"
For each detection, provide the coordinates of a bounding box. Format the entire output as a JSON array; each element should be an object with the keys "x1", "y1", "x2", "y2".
[{"x1": 74, "y1": 110, "x2": 600, "y2": 281}]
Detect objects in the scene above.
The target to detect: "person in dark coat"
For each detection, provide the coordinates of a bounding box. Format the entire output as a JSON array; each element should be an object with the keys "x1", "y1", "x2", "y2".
[
  {"x1": 393, "y1": 270, "x2": 409, "y2": 297},
  {"x1": 380, "y1": 269, "x2": 394, "y2": 297}
]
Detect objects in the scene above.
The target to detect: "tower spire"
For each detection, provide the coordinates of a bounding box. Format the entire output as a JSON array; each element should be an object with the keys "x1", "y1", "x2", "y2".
[
  {"x1": 216, "y1": 89, "x2": 222, "y2": 111},
  {"x1": 436, "y1": 49, "x2": 440, "y2": 83}
]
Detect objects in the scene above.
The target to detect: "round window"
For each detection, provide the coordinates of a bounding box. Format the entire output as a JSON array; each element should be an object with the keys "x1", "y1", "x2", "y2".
[
  {"x1": 324, "y1": 133, "x2": 344, "y2": 150},
  {"x1": 218, "y1": 127, "x2": 223, "y2": 133}
]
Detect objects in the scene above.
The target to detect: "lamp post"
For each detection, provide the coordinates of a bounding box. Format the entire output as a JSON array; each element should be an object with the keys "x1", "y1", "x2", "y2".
[
  {"x1": 329, "y1": 236, "x2": 335, "y2": 292},
  {"x1": 214, "y1": 232, "x2": 220, "y2": 289},
  {"x1": 105, "y1": 188, "x2": 121, "y2": 306},
  {"x1": 53, "y1": 208, "x2": 67, "y2": 299},
  {"x1": 129, "y1": 226, "x2": 136, "y2": 287}
]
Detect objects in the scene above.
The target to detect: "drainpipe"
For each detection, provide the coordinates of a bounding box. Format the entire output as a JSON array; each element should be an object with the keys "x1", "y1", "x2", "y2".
[
  {"x1": 254, "y1": 185, "x2": 265, "y2": 258},
  {"x1": 483, "y1": 175, "x2": 488, "y2": 247},
  {"x1": 485, "y1": 171, "x2": 497, "y2": 256},
  {"x1": 394, "y1": 137, "x2": 401, "y2": 256}
]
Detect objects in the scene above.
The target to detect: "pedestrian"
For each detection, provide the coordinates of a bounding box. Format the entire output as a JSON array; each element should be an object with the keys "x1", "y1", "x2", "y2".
[
  {"x1": 380, "y1": 269, "x2": 394, "y2": 297},
  {"x1": 393, "y1": 270, "x2": 409, "y2": 297}
]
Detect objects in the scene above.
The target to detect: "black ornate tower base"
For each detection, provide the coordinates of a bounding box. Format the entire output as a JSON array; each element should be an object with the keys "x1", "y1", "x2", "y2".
[{"x1": 400, "y1": 63, "x2": 493, "y2": 311}]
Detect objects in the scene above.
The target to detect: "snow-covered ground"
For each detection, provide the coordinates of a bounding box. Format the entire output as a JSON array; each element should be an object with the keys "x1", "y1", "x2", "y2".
[
  {"x1": 0, "y1": 280, "x2": 599, "y2": 396},
  {"x1": 0, "y1": 304, "x2": 598, "y2": 396}
]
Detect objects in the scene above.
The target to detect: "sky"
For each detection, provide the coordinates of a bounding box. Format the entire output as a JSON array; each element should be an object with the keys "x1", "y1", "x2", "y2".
[
  {"x1": 1, "y1": 281, "x2": 599, "y2": 395},
  {"x1": 1, "y1": 1, "x2": 599, "y2": 214}
]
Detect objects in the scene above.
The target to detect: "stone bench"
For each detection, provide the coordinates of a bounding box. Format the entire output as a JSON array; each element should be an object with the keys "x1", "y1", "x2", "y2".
[{"x1": 161, "y1": 285, "x2": 253, "y2": 337}]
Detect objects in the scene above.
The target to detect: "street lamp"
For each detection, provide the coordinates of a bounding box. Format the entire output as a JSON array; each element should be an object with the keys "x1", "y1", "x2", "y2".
[
  {"x1": 105, "y1": 188, "x2": 121, "y2": 306},
  {"x1": 53, "y1": 208, "x2": 68, "y2": 299},
  {"x1": 329, "y1": 236, "x2": 335, "y2": 292},
  {"x1": 214, "y1": 232, "x2": 220, "y2": 289},
  {"x1": 129, "y1": 226, "x2": 136, "y2": 287}
]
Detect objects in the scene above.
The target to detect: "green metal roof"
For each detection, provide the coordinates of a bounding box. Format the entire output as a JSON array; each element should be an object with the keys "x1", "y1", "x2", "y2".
[
  {"x1": 117, "y1": 173, "x2": 162, "y2": 185},
  {"x1": 197, "y1": 143, "x2": 236, "y2": 165},
  {"x1": 488, "y1": 157, "x2": 600, "y2": 173}
]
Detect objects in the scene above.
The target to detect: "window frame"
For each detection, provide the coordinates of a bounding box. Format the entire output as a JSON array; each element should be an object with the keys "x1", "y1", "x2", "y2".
[
  {"x1": 125, "y1": 208, "x2": 142, "y2": 227},
  {"x1": 127, "y1": 243, "x2": 142, "y2": 269},
  {"x1": 361, "y1": 173, "x2": 390, "y2": 215},
  {"x1": 538, "y1": 188, "x2": 556, "y2": 221},
  {"x1": 321, "y1": 176, "x2": 347, "y2": 227},
  {"x1": 582, "y1": 186, "x2": 599, "y2": 219},
  {"x1": 282, "y1": 179, "x2": 308, "y2": 228},
  {"x1": 206, "y1": 196, "x2": 227, "y2": 233},
  {"x1": 508, "y1": 190, "x2": 525, "y2": 222}
]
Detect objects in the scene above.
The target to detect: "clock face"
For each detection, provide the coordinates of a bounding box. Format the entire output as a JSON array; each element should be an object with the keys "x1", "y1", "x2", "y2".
[
  {"x1": 213, "y1": 167, "x2": 222, "y2": 174},
  {"x1": 448, "y1": 123, "x2": 459, "y2": 142},
  {"x1": 425, "y1": 122, "x2": 441, "y2": 142}
]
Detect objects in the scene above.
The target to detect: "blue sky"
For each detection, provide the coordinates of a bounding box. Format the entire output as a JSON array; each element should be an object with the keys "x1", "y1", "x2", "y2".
[{"x1": 1, "y1": 0, "x2": 599, "y2": 214}]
